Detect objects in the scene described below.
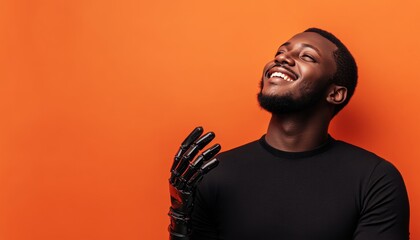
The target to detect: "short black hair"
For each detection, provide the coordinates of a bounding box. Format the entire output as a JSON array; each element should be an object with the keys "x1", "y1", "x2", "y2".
[{"x1": 304, "y1": 28, "x2": 358, "y2": 115}]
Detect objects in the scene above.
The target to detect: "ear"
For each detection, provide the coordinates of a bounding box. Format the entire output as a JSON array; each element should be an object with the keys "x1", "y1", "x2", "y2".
[{"x1": 326, "y1": 84, "x2": 347, "y2": 105}]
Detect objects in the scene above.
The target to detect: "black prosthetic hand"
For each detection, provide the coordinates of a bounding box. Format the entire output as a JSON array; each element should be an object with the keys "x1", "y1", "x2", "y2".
[{"x1": 168, "y1": 127, "x2": 221, "y2": 240}]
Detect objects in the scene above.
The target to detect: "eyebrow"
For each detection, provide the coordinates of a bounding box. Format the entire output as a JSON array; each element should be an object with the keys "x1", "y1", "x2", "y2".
[{"x1": 279, "y1": 42, "x2": 322, "y2": 56}]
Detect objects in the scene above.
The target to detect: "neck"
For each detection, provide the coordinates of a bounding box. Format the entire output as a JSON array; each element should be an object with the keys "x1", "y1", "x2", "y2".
[{"x1": 265, "y1": 109, "x2": 331, "y2": 152}]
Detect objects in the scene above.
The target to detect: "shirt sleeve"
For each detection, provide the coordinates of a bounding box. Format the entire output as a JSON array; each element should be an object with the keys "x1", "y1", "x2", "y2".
[{"x1": 353, "y1": 161, "x2": 410, "y2": 240}]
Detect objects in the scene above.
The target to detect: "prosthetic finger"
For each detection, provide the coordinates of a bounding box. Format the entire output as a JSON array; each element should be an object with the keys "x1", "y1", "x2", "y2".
[
  {"x1": 171, "y1": 127, "x2": 204, "y2": 172},
  {"x1": 183, "y1": 131, "x2": 216, "y2": 159},
  {"x1": 176, "y1": 144, "x2": 221, "y2": 190},
  {"x1": 172, "y1": 132, "x2": 215, "y2": 182},
  {"x1": 186, "y1": 158, "x2": 219, "y2": 190}
]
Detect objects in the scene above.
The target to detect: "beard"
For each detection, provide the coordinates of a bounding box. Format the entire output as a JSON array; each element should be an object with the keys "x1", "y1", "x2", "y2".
[{"x1": 257, "y1": 79, "x2": 328, "y2": 115}]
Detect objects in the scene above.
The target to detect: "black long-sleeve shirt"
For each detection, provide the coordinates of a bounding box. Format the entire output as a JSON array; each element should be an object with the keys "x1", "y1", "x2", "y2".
[{"x1": 192, "y1": 135, "x2": 409, "y2": 240}]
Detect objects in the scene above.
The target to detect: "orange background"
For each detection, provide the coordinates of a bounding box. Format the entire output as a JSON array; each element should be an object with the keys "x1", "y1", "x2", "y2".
[{"x1": 1, "y1": 0, "x2": 419, "y2": 239}]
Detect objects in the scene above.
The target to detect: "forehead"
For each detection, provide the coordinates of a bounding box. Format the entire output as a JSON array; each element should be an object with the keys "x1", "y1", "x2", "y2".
[{"x1": 282, "y1": 32, "x2": 338, "y2": 56}]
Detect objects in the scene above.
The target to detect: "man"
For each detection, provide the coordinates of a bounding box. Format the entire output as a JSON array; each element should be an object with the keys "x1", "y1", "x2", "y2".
[{"x1": 168, "y1": 28, "x2": 410, "y2": 240}]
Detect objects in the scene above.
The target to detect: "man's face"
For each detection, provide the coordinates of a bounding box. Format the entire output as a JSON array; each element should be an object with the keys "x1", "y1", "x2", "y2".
[{"x1": 258, "y1": 32, "x2": 338, "y2": 114}]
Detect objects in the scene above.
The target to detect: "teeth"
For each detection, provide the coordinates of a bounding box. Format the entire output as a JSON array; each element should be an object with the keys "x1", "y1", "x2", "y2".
[{"x1": 270, "y1": 72, "x2": 294, "y2": 82}]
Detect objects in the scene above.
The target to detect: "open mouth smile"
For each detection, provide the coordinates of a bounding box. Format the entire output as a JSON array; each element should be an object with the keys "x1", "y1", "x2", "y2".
[
  {"x1": 266, "y1": 66, "x2": 299, "y2": 82},
  {"x1": 269, "y1": 72, "x2": 294, "y2": 82}
]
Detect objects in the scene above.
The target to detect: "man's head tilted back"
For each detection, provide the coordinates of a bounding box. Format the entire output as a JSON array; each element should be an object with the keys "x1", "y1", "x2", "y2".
[{"x1": 258, "y1": 28, "x2": 358, "y2": 117}]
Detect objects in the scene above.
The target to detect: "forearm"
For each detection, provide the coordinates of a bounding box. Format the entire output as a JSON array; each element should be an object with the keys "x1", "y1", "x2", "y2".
[{"x1": 169, "y1": 208, "x2": 191, "y2": 240}]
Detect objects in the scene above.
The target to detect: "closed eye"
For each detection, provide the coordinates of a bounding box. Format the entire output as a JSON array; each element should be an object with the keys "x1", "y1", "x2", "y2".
[{"x1": 301, "y1": 54, "x2": 316, "y2": 62}]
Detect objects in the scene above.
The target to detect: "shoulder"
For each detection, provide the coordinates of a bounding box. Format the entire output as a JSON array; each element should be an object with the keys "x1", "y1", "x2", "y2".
[
  {"x1": 332, "y1": 140, "x2": 382, "y2": 159},
  {"x1": 212, "y1": 136, "x2": 275, "y2": 169},
  {"x1": 348, "y1": 144, "x2": 410, "y2": 236},
  {"x1": 329, "y1": 139, "x2": 405, "y2": 187},
  {"x1": 217, "y1": 138, "x2": 263, "y2": 160},
  {"x1": 329, "y1": 139, "x2": 387, "y2": 167},
  {"x1": 198, "y1": 137, "x2": 265, "y2": 187}
]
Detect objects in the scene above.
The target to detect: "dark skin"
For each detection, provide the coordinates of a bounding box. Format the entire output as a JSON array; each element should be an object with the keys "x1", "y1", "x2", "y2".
[
  {"x1": 261, "y1": 32, "x2": 348, "y2": 152},
  {"x1": 169, "y1": 32, "x2": 350, "y2": 239}
]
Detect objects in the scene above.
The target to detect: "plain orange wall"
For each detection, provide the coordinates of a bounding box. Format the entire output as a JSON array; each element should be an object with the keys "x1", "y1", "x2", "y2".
[{"x1": 1, "y1": 0, "x2": 419, "y2": 239}]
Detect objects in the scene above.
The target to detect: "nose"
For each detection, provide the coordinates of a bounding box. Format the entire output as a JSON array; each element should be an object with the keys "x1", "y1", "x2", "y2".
[{"x1": 275, "y1": 52, "x2": 295, "y2": 66}]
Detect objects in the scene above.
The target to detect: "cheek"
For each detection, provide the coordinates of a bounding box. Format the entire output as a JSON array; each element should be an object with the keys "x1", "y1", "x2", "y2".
[
  {"x1": 299, "y1": 64, "x2": 325, "y2": 82},
  {"x1": 262, "y1": 61, "x2": 275, "y2": 77}
]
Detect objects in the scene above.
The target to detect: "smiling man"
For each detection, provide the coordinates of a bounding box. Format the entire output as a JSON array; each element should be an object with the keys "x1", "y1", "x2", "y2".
[{"x1": 168, "y1": 28, "x2": 410, "y2": 240}]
